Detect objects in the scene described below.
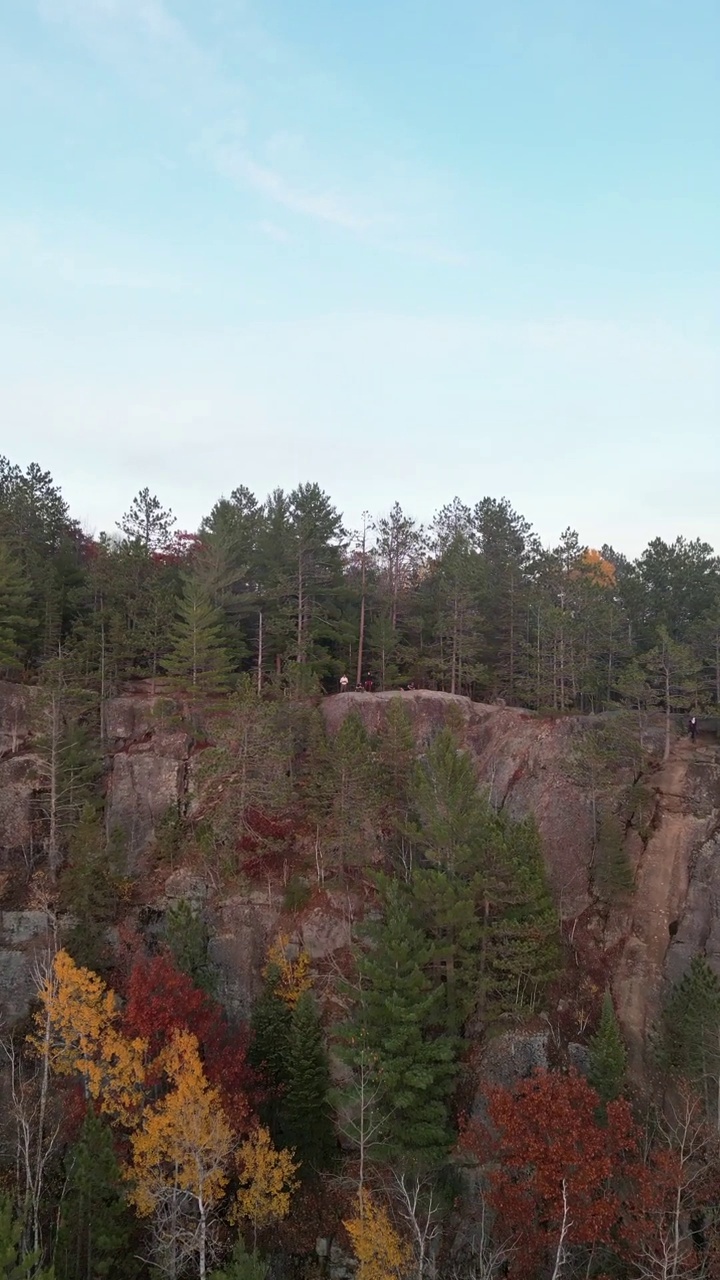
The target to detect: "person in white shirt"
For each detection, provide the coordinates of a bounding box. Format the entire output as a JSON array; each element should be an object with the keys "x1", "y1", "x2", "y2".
[{"x1": 339, "y1": 674, "x2": 349, "y2": 692}]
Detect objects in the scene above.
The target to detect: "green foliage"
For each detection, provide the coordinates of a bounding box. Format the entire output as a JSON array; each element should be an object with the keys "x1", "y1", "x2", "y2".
[
  {"x1": 657, "y1": 955, "x2": 720, "y2": 1121},
  {"x1": 209, "y1": 1237, "x2": 268, "y2": 1280},
  {"x1": 164, "y1": 898, "x2": 216, "y2": 995},
  {"x1": 0, "y1": 1199, "x2": 52, "y2": 1280},
  {"x1": 282, "y1": 992, "x2": 335, "y2": 1175},
  {"x1": 282, "y1": 876, "x2": 311, "y2": 913},
  {"x1": 249, "y1": 965, "x2": 293, "y2": 1134},
  {"x1": 410, "y1": 728, "x2": 481, "y2": 872},
  {"x1": 162, "y1": 572, "x2": 234, "y2": 692},
  {"x1": 55, "y1": 1108, "x2": 135, "y2": 1280},
  {"x1": 59, "y1": 809, "x2": 124, "y2": 973},
  {"x1": 354, "y1": 883, "x2": 456, "y2": 1169},
  {"x1": 588, "y1": 990, "x2": 627, "y2": 1104},
  {"x1": 0, "y1": 541, "x2": 32, "y2": 672}
]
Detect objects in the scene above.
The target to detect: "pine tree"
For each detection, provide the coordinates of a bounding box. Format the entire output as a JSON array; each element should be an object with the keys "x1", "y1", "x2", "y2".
[
  {"x1": 657, "y1": 955, "x2": 720, "y2": 1121},
  {"x1": 249, "y1": 966, "x2": 293, "y2": 1136},
  {"x1": 410, "y1": 728, "x2": 481, "y2": 873},
  {"x1": 55, "y1": 1107, "x2": 135, "y2": 1280},
  {"x1": 408, "y1": 868, "x2": 481, "y2": 1035},
  {"x1": 59, "y1": 808, "x2": 122, "y2": 974},
  {"x1": 164, "y1": 898, "x2": 216, "y2": 995},
  {"x1": 587, "y1": 990, "x2": 627, "y2": 1104},
  {"x1": 163, "y1": 573, "x2": 233, "y2": 692},
  {"x1": 0, "y1": 541, "x2": 31, "y2": 672},
  {"x1": 356, "y1": 885, "x2": 456, "y2": 1170},
  {"x1": 282, "y1": 991, "x2": 335, "y2": 1175}
]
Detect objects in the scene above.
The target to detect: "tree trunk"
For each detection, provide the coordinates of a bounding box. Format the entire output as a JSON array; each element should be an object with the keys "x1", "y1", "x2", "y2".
[{"x1": 257, "y1": 609, "x2": 263, "y2": 695}]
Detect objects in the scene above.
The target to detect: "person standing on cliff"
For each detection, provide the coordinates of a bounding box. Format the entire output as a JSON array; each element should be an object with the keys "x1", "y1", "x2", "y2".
[
  {"x1": 689, "y1": 714, "x2": 698, "y2": 742},
  {"x1": 339, "y1": 674, "x2": 349, "y2": 693}
]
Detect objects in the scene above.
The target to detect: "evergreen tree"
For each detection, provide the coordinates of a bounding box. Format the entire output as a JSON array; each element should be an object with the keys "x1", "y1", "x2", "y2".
[
  {"x1": 162, "y1": 572, "x2": 233, "y2": 692},
  {"x1": 0, "y1": 1196, "x2": 53, "y2": 1280},
  {"x1": 0, "y1": 541, "x2": 31, "y2": 673},
  {"x1": 410, "y1": 727, "x2": 481, "y2": 873},
  {"x1": 164, "y1": 898, "x2": 216, "y2": 995},
  {"x1": 59, "y1": 809, "x2": 123, "y2": 973},
  {"x1": 657, "y1": 955, "x2": 720, "y2": 1122},
  {"x1": 282, "y1": 991, "x2": 335, "y2": 1175},
  {"x1": 355, "y1": 885, "x2": 456, "y2": 1170},
  {"x1": 249, "y1": 965, "x2": 293, "y2": 1135},
  {"x1": 407, "y1": 868, "x2": 481, "y2": 1035},
  {"x1": 329, "y1": 711, "x2": 378, "y2": 873},
  {"x1": 117, "y1": 487, "x2": 175, "y2": 552},
  {"x1": 55, "y1": 1108, "x2": 135, "y2": 1280},
  {"x1": 587, "y1": 990, "x2": 627, "y2": 1104},
  {"x1": 209, "y1": 1238, "x2": 267, "y2": 1280}
]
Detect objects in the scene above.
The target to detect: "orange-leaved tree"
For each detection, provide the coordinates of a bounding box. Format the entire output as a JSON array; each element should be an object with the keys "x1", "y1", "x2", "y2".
[
  {"x1": 128, "y1": 1028, "x2": 234, "y2": 1280},
  {"x1": 344, "y1": 1190, "x2": 411, "y2": 1280},
  {"x1": 462, "y1": 1068, "x2": 645, "y2": 1280},
  {"x1": 32, "y1": 948, "x2": 146, "y2": 1124},
  {"x1": 234, "y1": 1123, "x2": 299, "y2": 1244},
  {"x1": 264, "y1": 934, "x2": 312, "y2": 1007}
]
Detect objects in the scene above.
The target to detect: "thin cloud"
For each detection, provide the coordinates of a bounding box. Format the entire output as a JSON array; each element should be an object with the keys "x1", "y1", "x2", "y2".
[{"x1": 212, "y1": 143, "x2": 380, "y2": 233}]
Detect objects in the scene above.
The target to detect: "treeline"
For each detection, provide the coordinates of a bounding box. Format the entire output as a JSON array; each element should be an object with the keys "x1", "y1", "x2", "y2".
[{"x1": 2, "y1": 455, "x2": 720, "y2": 711}]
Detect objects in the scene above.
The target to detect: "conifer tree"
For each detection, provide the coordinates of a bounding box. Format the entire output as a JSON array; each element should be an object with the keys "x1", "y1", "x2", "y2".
[
  {"x1": 658, "y1": 955, "x2": 720, "y2": 1121},
  {"x1": 587, "y1": 990, "x2": 627, "y2": 1104},
  {"x1": 282, "y1": 991, "x2": 335, "y2": 1175},
  {"x1": 0, "y1": 541, "x2": 31, "y2": 672},
  {"x1": 55, "y1": 1107, "x2": 135, "y2": 1280},
  {"x1": 162, "y1": 573, "x2": 233, "y2": 692},
  {"x1": 60, "y1": 808, "x2": 123, "y2": 974},
  {"x1": 249, "y1": 965, "x2": 293, "y2": 1136},
  {"x1": 164, "y1": 898, "x2": 216, "y2": 995},
  {"x1": 356, "y1": 885, "x2": 456, "y2": 1170}
]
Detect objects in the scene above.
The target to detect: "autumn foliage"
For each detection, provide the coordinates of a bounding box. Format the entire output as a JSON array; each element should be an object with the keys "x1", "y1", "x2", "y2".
[
  {"x1": 344, "y1": 1191, "x2": 411, "y2": 1280},
  {"x1": 462, "y1": 1069, "x2": 646, "y2": 1278}
]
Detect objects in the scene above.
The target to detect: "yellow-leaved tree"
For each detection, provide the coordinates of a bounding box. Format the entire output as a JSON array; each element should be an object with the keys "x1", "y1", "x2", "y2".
[
  {"x1": 344, "y1": 1191, "x2": 411, "y2": 1280},
  {"x1": 263, "y1": 934, "x2": 312, "y2": 1007},
  {"x1": 128, "y1": 1029, "x2": 234, "y2": 1280},
  {"x1": 32, "y1": 948, "x2": 146, "y2": 1124},
  {"x1": 234, "y1": 1124, "x2": 299, "y2": 1244}
]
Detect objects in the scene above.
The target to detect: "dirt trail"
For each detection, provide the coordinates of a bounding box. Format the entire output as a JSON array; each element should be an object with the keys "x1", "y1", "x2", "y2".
[{"x1": 614, "y1": 737, "x2": 719, "y2": 1073}]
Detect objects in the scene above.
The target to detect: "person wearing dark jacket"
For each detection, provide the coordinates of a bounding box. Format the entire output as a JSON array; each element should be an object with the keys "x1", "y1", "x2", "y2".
[{"x1": 689, "y1": 715, "x2": 698, "y2": 742}]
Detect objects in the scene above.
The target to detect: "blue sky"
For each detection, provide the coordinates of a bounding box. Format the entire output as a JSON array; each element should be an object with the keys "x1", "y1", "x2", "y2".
[{"x1": 2, "y1": 0, "x2": 718, "y2": 554}]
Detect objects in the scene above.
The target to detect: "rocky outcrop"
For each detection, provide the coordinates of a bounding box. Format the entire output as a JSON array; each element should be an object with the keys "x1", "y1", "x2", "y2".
[
  {"x1": 2, "y1": 679, "x2": 720, "y2": 1078},
  {"x1": 614, "y1": 739, "x2": 720, "y2": 1071},
  {"x1": 323, "y1": 691, "x2": 595, "y2": 918}
]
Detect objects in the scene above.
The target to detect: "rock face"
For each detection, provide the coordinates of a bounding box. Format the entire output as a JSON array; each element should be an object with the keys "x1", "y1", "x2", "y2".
[
  {"x1": 323, "y1": 691, "x2": 595, "y2": 918},
  {"x1": 1, "y1": 679, "x2": 720, "y2": 1079},
  {"x1": 615, "y1": 739, "x2": 720, "y2": 1069}
]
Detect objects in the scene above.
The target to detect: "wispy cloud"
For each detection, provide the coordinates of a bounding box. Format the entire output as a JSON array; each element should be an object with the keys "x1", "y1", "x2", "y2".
[
  {"x1": 210, "y1": 143, "x2": 380, "y2": 233},
  {"x1": 35, "y1": 0, "x2": 468, "y2": 260}
]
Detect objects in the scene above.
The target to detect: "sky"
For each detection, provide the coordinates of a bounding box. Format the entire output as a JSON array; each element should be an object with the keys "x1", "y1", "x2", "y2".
[{"x1": 2, "y1": 0, "x2": 719, "y2": 556}]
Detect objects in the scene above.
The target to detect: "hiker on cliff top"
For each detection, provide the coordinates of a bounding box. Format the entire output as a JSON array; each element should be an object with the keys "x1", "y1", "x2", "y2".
[
  {"x1": 689, "y1": 715, "x2": 698, "y2": 742},
  {"x1": 339, "y1": 674, "x2": 349, "y2": 693},
  {"x1": 363, "y1": 674, "x2": 374, "y2": 692}
]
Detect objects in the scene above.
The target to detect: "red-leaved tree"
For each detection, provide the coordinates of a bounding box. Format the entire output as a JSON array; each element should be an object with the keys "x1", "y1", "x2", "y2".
[
  {"x1": 462, "y1": 1069, "x2": 646, "y2": 1279},
  {"x1": 122, "y1": 951, "x2": 256, "y2": 1130}
]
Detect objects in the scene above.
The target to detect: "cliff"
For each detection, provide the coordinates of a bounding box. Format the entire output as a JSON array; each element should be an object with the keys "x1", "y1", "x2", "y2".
[{"x1": 1, "y1": 681, "x2": 719, "y2": 1079}]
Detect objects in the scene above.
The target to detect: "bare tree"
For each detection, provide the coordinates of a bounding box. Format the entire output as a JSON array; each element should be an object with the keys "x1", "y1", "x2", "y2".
[
  {"x1": 395, "y1": 1172, "x2": 443, "y2": 1280},
  {"x1": 2, "y1": 952, "x2": 61, "y2": 1259}
]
